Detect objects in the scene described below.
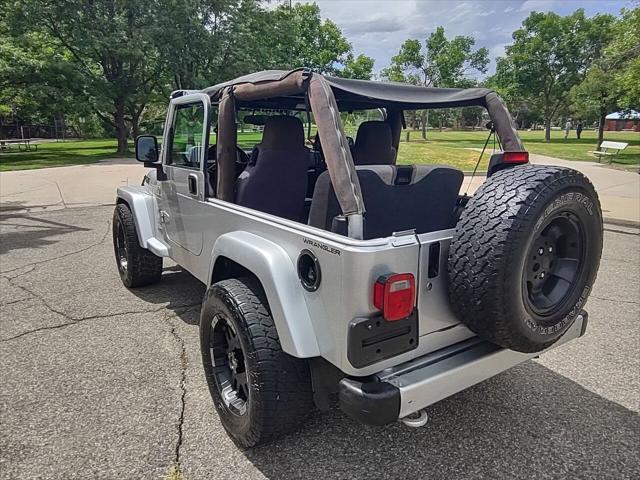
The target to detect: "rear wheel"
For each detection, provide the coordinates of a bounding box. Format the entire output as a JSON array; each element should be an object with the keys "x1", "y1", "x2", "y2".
[
  {"x1": 200, "y1": 278, "x2": 313, "y2": 447},
  {"x1": 449, "y1": 165, "x2": 603, "y2": 353},
  {"x1": 112, "y1": 203, "x2": 163, "y2": 288}
]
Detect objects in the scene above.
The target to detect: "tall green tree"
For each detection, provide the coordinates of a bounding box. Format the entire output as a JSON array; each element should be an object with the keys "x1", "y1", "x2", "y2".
[
  {"x1": 260, "y1": 3, "x2": 373, "y2": 78},
  {"x1": 8, "y1": 0, "x2": 169, "y2": 153},
  {"x1": 570, "y1": 66, "x2": 621, "y2": 148},
  {"x1": 339, "y1": 54, "x2": 375, "y2": 80},
  {"x1": 272, "y1": 3, "x2": 351, "y2": 74},
  {"x1": 604, "y1": 7, "x2": 640, "y2": 110},
  {"x1": 3, "y1": 0, "x2": 371, "y2": 149},
  {"x1": 494, "y1": 9, "x2": 616, "y2": 142},
  {"x1": 163, "y1": 0, "x2": 282, "y2": 89},
  {"x1": 381, "y1": 27, "x2": 489, "y2": 138},
  {"x1": 381, "y1": 28, "x2": 489, "y2": 87}
]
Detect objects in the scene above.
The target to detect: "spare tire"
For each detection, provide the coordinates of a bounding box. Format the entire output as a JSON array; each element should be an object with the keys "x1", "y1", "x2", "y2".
[{"x1": 449, "y1": 165, "x2": 603, "y2": 353}]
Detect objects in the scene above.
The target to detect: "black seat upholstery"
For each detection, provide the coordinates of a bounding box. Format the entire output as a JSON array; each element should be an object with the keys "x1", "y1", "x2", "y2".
[
  {"x1": 308, "y1": 165, "x2": 464, "y2": 239},
  {"x1": 235, "y1": 116, "x2": 310, "y2": 221},
  {"x1": 352, "y1": 121, "x2": 396, "y2": 166}
]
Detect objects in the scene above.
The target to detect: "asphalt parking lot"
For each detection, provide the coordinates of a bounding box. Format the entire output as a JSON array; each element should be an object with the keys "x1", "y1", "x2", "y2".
[{"x1": 1, "y1": 205, "x2": 639, "y2": 480}]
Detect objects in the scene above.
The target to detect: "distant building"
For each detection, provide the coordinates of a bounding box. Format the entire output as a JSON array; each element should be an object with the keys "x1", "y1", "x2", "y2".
[{"x1": 605, "y1": 111, "x2": 640, "y2": 132}]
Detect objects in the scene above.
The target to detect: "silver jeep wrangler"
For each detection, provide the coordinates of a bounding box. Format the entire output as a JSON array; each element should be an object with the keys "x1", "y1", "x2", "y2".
[{"x1": 113, "y1": 69, "x2": 603, "y2": 447}]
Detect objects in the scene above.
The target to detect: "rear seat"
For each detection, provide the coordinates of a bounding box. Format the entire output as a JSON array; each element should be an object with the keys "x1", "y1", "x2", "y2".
[{"x1": 308, "y1": 165, "x2": 463, "y2": 239}]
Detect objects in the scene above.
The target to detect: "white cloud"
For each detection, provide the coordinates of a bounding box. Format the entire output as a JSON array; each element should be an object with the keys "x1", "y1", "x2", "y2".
[
  {"x1": 518, "y1": 0, "x2": 561, "y2": 12},
  {"x1": 286, "y1": 0, "x2": 626, "y2": 76}
]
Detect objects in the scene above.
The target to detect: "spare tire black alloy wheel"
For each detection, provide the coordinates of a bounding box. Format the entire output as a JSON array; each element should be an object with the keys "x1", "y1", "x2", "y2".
[
  {"x1": 524, "y1": 214, "x2": 585, "y2": 318},
  {"x1": 449, "y1": 165, "x2": 603, "y2": 353}
]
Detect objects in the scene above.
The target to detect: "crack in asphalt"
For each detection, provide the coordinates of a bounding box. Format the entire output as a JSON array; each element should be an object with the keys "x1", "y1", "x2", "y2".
[
  {"x1": 590, "y1": 295, "x2": 640, "y2": 306},
  {"x1": 2, "y1": 206, "x2": 203, "y2": 478},
  {"x1": 0, "y1": 304, "x2": 173, "y2": 342},
  {"x1": 0, "y1": 295, "x2": 33, "y2": 306},
  {"x1": 2, "y1": 264, "x2": 201, "y2": 342},
  {"x1": 54, "y1": 181, "x2": 68, "y2": 209},
  {"x1": 0, "y1": 220, "x2": 111, "y2": 276},
  {"x1": 162, "y1": 307, "x2": 198, "y2": 477},
  {"x1": 0, "y1": 265, "x2": 36, "y2": 280}
]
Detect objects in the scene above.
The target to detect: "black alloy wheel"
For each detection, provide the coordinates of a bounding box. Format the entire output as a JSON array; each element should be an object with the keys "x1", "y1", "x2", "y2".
[
  {"x1": 115, "y1": 219, "x2": 129, "y2": 274},
  {"x1": 112, "y1": 203, "x2": 163, "y2": 288},
  {"x1": 524, "y1": 213, "x2": 586, "y2": 318},
  {"x1": 199, "y1": 278, "x2": 314, "y2": 447},
  {"x1": 209, "y1": 315, "x2": 249, "y2": 416}
]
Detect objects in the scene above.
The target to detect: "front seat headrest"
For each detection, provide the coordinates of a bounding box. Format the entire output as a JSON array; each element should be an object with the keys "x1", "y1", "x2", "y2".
[
  {"x1": 260, "y1": 116, "x2": 305, "y2": 150},
  {"x1": 353, "y1": 121, "x2": 396, "y2": 165}
]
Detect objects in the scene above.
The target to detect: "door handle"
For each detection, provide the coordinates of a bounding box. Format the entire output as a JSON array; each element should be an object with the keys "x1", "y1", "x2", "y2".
[{"x1": 188, "y1": 174, "x2": 198, "y2": 196}]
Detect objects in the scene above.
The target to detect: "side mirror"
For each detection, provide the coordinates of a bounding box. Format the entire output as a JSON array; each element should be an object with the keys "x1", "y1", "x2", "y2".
[
  {"x1": 135, "y1": 135, "x2": 159, "y2": 164},
  {"x1": 135, "y1": 135, "x2": 167, "y2": 181}
]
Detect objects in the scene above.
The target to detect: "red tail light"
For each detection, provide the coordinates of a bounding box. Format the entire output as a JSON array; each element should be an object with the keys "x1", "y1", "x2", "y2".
[
  {"x1": 373, "y1": 273, "x2": 415, "y2": 321},
  {"x1": 503, "y1": 151, "x2": 529, "y2": 163}
]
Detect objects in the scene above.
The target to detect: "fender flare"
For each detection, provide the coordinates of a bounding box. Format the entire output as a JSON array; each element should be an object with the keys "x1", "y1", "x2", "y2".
[
  {"x1": 116, "y1": 186, "x2": 168, "y2": 256},
  {"x1": 208, "y1": 231, "x2": 320, "y2": 358}
]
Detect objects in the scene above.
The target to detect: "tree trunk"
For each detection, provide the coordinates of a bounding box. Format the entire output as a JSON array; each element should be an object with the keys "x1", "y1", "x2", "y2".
[
  {"x1": 420, "y1": 110, "x2": 427, "y2": 140},
  {"x1": 131, "y1": 111, "x2": 141, "y2": 140},
  {"x1": 114, "y1": 99, "x2": 128, "y2": 154},
  {"x1": 544, "y1": 118, "x2": 552, "y2": 142},
  {"x1": 597, "y1": 113, "x2": 606, "y2": 150},
  {"x1": 132, "y1": 121, "x2": 141, "y2": 141}
]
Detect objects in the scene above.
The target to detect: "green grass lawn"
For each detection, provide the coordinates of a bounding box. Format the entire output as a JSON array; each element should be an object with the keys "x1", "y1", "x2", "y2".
[
  {"x1": 396, "y1": 129, "x2": 640, "y2": 171},
  {"x1": 0, "y1": 139, "x2": 131, "y2": 172},
  {"x1": 0, "y1": 129, "x2": 637, "y2": 172}
]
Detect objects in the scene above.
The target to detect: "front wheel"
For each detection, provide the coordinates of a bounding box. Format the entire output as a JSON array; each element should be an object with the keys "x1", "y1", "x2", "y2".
[
  {"x1": 199, "y1": 278, "x2": 313, "y2": 448},
  {"x1": 112, "y1": 203, "x2": 163, "y2": 288}
]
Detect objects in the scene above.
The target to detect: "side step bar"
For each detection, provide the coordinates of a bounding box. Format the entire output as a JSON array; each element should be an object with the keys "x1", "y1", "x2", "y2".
[{"x1": 339, "y1": 312, "x2": 587, "y2": 425}]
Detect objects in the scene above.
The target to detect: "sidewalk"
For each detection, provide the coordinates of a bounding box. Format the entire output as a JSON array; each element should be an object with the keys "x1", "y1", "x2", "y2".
[
  {"x1": 461, "y1": 154, "x2": 640, "y2": 226},
  {"x1": 1, "y1": 155, "x2": 639, "y2": 225},
  {"x1": 0, "y1": 158, "x2": 143, "y2": 212}
]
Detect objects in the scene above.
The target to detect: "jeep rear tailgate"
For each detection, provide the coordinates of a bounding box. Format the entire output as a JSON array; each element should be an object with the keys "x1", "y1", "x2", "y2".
[{"x1": 416, "y1": 229, "x2": 461, "y2": 335}]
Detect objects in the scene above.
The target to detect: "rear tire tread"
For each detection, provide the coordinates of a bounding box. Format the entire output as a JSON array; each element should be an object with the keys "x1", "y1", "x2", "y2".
[{"x1": 203, "y1": 278, "x2": 313, "y2": 447}]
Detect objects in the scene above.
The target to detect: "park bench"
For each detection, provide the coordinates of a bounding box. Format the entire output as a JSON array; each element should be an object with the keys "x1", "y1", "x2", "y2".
[
  {"x1": 0, "y1": 138, "x2": 38, "y2": 152},
  {"x1": 589, "y1": 141, "x2": 628, "y2": 163}
]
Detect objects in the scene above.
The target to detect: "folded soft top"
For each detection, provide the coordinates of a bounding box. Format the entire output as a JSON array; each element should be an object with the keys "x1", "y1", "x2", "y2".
[{"x1": 203, "y1": 68, "x2": 493, "y2": 110}]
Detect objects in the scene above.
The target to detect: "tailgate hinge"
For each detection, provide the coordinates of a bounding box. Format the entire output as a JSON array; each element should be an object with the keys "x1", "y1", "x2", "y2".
[{"x1": 391, "y1": 229, "x2": 417, "y2": 247}]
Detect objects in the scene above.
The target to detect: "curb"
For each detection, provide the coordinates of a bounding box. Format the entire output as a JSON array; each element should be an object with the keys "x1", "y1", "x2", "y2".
[{"x1": 603, "y1": 217, "x2": 640, "y2": 229}]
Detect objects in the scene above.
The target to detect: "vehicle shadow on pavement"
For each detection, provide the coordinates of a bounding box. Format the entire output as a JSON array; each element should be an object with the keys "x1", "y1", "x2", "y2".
[
  {"x1": 243, "y1": 361, "x2": 639, "y2": 479},
  {"x1": 0, "y1": 209, "x2": 90, "y2": 255},
  {"x1": 128, "y1": 266, "x2": 205, "y2": 325}
]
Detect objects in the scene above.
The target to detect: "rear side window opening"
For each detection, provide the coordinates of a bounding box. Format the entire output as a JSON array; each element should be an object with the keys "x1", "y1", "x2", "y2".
[{"x1": 206, "y1": 102, "x2": 501, "y2": 240}]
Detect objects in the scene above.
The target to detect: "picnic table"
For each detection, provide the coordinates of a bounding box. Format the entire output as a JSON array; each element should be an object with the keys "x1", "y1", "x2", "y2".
[
  {"x1": 0, "y1": 138, "x2": 38, "y2": 152},
  {"x1": 589, "y1": 140, "x2": 628, "y2": 163}
]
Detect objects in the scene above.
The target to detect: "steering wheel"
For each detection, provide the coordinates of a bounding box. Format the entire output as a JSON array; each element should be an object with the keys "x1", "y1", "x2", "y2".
[{"x1": 207, "y1": 145, "x2": 250, "y2": 170}]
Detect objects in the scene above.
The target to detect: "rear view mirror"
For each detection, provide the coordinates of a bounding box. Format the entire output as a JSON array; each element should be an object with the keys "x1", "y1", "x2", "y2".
[{"x1": 136, "y1": 135, "x2": 159, "y2": 163}]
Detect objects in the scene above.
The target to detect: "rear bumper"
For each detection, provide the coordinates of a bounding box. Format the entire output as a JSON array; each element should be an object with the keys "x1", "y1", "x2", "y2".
[{"x1": 339, "y1": 312, "x2": 588, "y2": 425}]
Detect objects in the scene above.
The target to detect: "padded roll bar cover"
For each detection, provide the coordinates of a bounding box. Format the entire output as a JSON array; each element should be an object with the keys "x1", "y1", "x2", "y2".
[
  {"x1": 308, "y1": 74, "x2": 365, "y2": 219},
  {"x1": 484, "y1": 92, "x2": 524, "y2": 152},
  {"x1": 232, "y1": 70, "x2": 307, "y2": 102},
  {"x1": 216, "y1": 87, "x2": 238, "y2": 202}
]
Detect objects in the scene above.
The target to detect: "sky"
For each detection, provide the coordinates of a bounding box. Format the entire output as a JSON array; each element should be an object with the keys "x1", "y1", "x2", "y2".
[{"x1": 286, "y1": 0, "x2": 634, "y2": 76}]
